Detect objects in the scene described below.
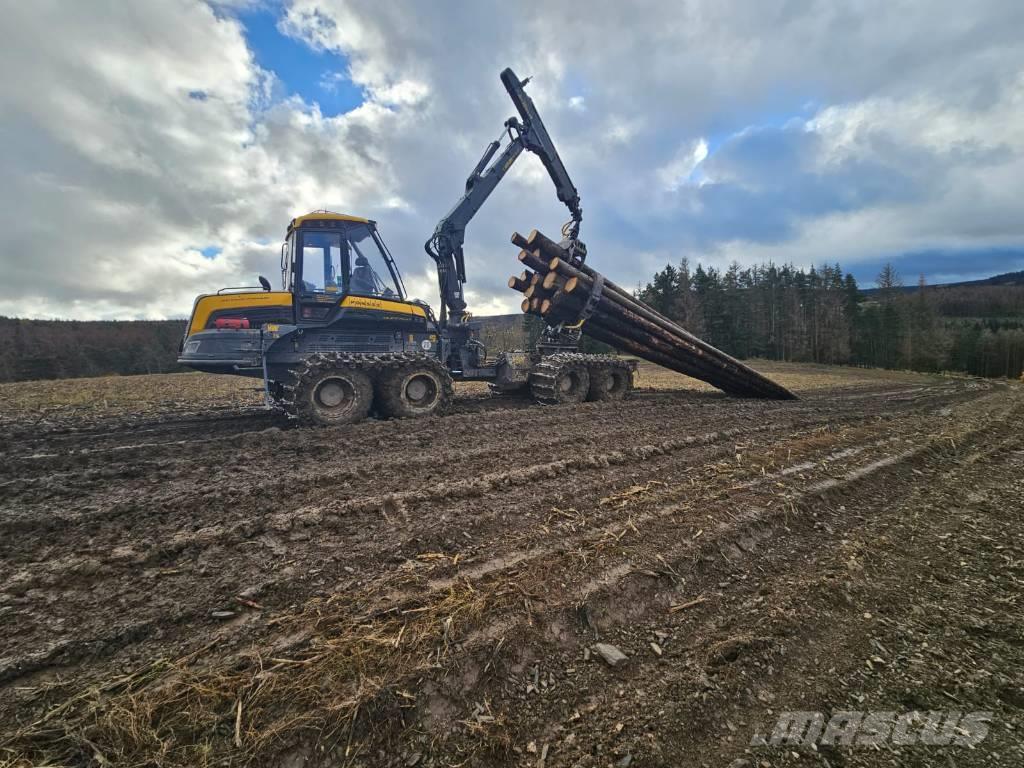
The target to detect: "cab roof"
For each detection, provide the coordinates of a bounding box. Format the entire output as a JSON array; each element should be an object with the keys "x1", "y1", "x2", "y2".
[{"x1": 288, "y1": 211, "x2": 374, "y2": 231}]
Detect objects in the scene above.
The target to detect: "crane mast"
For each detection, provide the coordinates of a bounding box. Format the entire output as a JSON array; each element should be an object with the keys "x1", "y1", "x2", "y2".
[{"x1": 425, "y1": 68, "x2": 584, "y2": 324}]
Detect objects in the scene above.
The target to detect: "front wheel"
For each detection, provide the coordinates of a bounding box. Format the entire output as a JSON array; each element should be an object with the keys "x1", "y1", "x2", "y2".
[
  {"x1": 376, "y1": 358, "x2": 454, "y2": 419},
  {"x1": 291, "y1": 356, "x2": 374, "y2": 426}
]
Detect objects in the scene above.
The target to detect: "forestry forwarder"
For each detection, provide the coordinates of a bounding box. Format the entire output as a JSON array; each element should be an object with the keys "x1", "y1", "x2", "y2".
[{"x1": 178, "y1": 68, "x2": 632, "y2": 426}]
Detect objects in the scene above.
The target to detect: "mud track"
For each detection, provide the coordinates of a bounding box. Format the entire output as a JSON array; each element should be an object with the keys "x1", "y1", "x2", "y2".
[{"x1": 0, "y1": 363, "x2": 1021, "y2": 767}]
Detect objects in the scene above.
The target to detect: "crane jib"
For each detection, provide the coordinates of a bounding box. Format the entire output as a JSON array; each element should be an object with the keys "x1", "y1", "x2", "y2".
[{"x1": 425, "y1": 66, "x2": 585, "y2": 323}]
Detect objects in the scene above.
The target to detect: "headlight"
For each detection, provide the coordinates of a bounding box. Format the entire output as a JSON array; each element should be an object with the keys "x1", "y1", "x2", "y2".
[{"x1": 183, "y1": 340, "x2": 201, "y2": 354}]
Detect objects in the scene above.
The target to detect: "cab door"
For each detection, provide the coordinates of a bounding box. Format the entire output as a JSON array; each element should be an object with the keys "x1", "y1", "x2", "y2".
[{"x1": 295, "y1": 229, "x2": 348, "y2": 325}]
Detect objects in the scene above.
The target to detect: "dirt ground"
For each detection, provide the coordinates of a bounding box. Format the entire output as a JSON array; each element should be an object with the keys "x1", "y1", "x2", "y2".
[{"x1": 0, "y1": 361, "x2": 1022, "y2": 768}]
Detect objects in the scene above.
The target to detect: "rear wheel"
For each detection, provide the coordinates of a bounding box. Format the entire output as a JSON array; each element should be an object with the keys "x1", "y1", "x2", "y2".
[
  {"x1": 530, "y1": 355, "x2": 591, "y2": 405},
  {"x1": 377, "y1": 357, "x2": 454, "y2": 419},
  {"x1": 587, "y1": 361, "x2": 633, "y2": 401},
  {"x1": 290, "y1": 356, "x2": 374, "y2": 426}
]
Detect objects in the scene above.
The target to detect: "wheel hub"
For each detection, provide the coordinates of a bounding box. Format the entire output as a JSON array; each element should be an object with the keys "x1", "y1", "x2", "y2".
[
  {"x1": 315, "y1": 377, "x2": 354, "y2": 410},
  {"x1": 404, "y1": 373, "x2": 438, "y2": 406}
]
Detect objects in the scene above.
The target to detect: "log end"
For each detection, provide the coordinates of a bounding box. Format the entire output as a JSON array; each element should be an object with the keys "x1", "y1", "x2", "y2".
[{"x1": 542, "y1": 271, "x2": 561, "y2": 290}]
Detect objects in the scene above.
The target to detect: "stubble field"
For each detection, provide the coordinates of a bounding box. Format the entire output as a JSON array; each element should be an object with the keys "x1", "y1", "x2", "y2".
[{"x1": 0, "y1": 361, "x2": 1022, "y2": 767}]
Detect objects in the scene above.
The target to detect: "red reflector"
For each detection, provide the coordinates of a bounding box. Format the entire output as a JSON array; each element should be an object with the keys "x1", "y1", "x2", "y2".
[{"x1": 214, "y1": 318, "x2": 250, "y2": 329}]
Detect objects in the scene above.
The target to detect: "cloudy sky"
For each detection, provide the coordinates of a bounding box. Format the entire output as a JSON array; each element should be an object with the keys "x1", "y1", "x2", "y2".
[{"x1": 2, "y1": 0, "x2": 1023, "y2": 320}]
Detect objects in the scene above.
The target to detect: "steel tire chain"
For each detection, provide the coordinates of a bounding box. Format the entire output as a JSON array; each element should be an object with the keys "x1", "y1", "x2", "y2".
[{"x1": 277, "y1": 351, "x2": 450, "y2": 420}]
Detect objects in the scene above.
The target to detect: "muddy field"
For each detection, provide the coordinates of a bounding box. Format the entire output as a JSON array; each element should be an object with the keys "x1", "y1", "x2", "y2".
[{"x1": 1, "y1": 362, "x2": 1022, "y2": 768}]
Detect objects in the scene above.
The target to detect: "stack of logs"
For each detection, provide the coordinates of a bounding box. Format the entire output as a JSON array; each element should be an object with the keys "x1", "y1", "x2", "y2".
[{"x1": 508, "y1": 229, "x2": 797, "y2": 400}]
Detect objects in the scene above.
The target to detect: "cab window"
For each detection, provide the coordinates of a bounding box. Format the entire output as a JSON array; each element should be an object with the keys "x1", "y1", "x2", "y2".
[
  {"x1": 347, "y1": 225, "x2": 398, "y2": 298},
  {"x1": 299, "y1": 232, "x2": 344, "y2": 294},
  {"x1": 297, "y1": 225, "x2": 398, "y2": 298}
]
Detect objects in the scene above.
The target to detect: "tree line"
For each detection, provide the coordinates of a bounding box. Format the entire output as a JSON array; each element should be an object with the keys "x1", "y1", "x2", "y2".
[
  {"x1": 4, "y1": 261, "x2": 1024, "y2": 384},
  {"x1": 0, "y1": 318, "x2": 187, "y2": 382},
  {"x1": 634, "y1": 260, "x2": 1024, "y2": 379}
]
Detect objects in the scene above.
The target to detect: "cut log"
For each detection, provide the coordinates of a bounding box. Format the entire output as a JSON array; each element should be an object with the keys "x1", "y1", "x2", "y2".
[
  {"x1": 516, "y1": 247, "x2": 550, "y2": 274},
  {"x1": 526, "y1": 229, "x2": 568, "y2": 262},
  {"x1": 550, "y1": 267, "x2": 786, "y2": 397},
  {"x1": 542, "y1": 271, "x2": 565, "y2": 291},
  {"x1": 542, "y1": 297, "x2": 770, "y2": 396},
  {"x1": 511, "y1": 229, "x2": 797, "y2": 400}
]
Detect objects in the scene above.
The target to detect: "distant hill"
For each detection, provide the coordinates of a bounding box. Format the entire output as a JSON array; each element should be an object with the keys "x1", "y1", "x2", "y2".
[
  {"x1": 948, "y1": 270, "x2": 1024, "y2": 287},
  {"x1": 857, "y1": 272, "x2": 1024, "y2": 321},
  {"x1": 860, "y1": 270, "x2": 1024, "y2": 294},
  {"x1": 471, "y1": 313, "x2": 526, "y2": 353},
  {"x1": 0, "y1": 318, "x2": 188, "y2": 383}
]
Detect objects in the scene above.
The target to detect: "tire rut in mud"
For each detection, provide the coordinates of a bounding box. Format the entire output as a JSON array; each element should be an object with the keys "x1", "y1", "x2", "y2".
[{"x1": 0, "y1": 372, "x2": 1017, "y2": 768}]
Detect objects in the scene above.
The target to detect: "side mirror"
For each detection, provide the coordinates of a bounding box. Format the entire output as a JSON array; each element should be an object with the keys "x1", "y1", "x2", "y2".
[{"x1": 258, "y1": 275, "x2": 272, "y2": 292}]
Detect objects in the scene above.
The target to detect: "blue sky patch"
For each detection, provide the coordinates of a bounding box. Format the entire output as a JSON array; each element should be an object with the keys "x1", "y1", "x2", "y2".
[
  {"x1": 852, "y1": 247, "x2": 1024, "y2": 288},
  {"x1": 199, "y1": 246, "x2": 222, "y2": 259},
  {"x1": 238, "y1": 5, "x2": 363, "y2": 116},
  {"x1": 703, "y1": 99, "x2": 817, "y2": 156}
]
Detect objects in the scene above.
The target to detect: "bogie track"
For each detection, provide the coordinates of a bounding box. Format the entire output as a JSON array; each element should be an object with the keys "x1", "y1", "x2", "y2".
[
  {"x1": 530, "y1": 353, "x2": 634, "y2": 405},
  {"x1": 281, "y1": 352, "x2": 634, "y2": 424},
  {"x1": 282, "y1": 352, "x2": 454, "y2": 426}
]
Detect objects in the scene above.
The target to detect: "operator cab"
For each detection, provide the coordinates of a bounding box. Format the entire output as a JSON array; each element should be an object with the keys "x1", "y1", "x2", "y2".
[{"x1": 282, "y1": 213, "x2": 404, "y2": 301}]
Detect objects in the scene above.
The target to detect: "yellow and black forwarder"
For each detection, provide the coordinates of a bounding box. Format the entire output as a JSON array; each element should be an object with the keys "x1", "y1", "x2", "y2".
[{"x1": 178, "y1": 69, "x2": 633, "y2": 425}]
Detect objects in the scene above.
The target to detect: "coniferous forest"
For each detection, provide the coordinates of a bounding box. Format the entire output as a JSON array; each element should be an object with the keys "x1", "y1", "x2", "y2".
[
  {"x1": 0, "y1": 319, "x2": 187, "y2": 383},
  {"x1": 634, "y1": 261, "x2": 1024, "y2": 379},
  {"x1": 3, "y1": 264, "x2": 1024, "y2": 383}
]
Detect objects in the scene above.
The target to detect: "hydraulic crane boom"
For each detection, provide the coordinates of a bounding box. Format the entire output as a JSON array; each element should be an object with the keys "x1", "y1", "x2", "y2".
[{"x1": 425, "y1": 67, "x2": 583, "y2": 323}]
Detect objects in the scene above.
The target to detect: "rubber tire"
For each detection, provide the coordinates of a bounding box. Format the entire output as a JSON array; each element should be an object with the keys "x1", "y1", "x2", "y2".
[
  {"x1": 556, "y1": 364, "x2": 591, "y2": 404},
  {"x1": 376, "y1": 359, "x2": 454, "y2": 419},
  {"x1": 530, "y1": 357, "x2": 591, "y2": 405},
  {"x1": 295, "y1": 365, "x2": 374, "y2": 426},
  {"x1": 587, "y1": 364, "x2": 633, "y2": 401}
]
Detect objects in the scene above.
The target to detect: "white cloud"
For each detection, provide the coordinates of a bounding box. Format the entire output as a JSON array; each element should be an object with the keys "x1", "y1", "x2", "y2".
[
  {"x1": 369, "y1": 79, "x2": 430, "y2": 107},
  {"x1": 319, "y1": 70, "x2": 349, "y2": 93},
  {"x1": 1, "y1": 0, "x2": 1023, "y2": 321},
  {"x1": 659, "y1": 138, "x2": 709, "y2": 191},
  {"x1": 709, "y1": 80, "x2": 1024, "y2": 269},
  {"x1": 602, "y1": 114, "x2": 644, "y2": 145}
]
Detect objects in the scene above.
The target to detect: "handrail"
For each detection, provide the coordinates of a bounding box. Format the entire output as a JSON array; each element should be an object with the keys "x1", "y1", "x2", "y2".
[{"x1": 216, "y1": 286, "x2": 271, "y2": 295}]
